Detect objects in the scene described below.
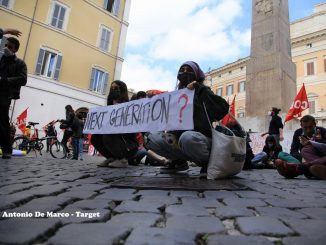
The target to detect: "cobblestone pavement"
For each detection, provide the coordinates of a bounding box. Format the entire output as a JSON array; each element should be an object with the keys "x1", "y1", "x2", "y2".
[{"x1": 0, "y1": 154, "x2": 325, "y2": 245}]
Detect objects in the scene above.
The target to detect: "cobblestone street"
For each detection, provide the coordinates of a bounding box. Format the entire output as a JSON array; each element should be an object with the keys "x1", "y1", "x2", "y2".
[{"x1": 0, "y1": 155, "x2": 325, "y2": 245}]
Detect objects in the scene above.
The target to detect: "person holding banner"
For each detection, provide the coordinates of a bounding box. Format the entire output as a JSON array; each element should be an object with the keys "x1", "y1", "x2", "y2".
[
  {"x1": 91, "y1": 80, "x2": 138, "y2": 168},
  {"x1": 0, "y1": 36, "x2": 27, "y2": 159},
  {"x1": 146, "y1": 61, "x2": 229, "y2": 175},
  {"x1": 261, "y1": 107, "x2": 284, "y2": 145}
]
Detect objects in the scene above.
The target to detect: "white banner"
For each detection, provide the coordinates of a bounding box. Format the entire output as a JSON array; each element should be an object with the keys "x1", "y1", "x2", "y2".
[{"x1": 83, "y1": 88, "x2": 195, "y2": 134}]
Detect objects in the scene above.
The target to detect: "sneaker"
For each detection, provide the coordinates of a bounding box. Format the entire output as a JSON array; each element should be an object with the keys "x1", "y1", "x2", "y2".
[
  {"x1": 97, "y1": 158, "x2": 114, "y2": 167},
  {"x1": 274, "y1": 159, "x2": 301, "y2": 179},
  {"x1": 108, "y1": 158, "x2": 128, "y2": 168},
  {"x1": 160, "y1": 160, "x2": 188, "y2": 173},
  {"x1": 199, "y1": 165, "x2": 208, "y2": 179},
  {"x1": 309, "y1": 165, "x2": 326, "y2": 180},
  {"x1": 2, "y1": 153, "x2": 12, "y2": 159}
]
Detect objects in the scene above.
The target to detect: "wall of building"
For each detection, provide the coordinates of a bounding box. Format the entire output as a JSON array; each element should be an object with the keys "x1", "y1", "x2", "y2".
[{"x1": 1, "y1": 0, "x2": 130, "y2": 127}]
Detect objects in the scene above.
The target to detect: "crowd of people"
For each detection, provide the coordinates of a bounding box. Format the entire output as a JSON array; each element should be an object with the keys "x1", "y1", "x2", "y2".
[{"x1": 1, "y1": 27, "x2": 325, "y2": 180}]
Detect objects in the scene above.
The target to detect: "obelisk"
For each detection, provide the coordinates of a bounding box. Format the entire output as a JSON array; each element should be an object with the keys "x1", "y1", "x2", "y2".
[{"x1": 246, "y1": 0, "x2": 296, "y2": 129}]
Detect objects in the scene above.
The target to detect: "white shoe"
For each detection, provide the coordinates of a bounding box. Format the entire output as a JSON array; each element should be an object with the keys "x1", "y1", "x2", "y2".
[
  {"x1": 97, "y1": 158, "x2": 114, "y2": 167},
  {"x1": 108, "y1": 158, "x2": 128, "y2": 168}
]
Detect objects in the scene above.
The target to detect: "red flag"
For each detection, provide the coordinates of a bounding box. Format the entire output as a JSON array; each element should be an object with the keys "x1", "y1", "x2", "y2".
[
  {"x1": 284, "y1": 83, "x2": 309, "y2": 123},
  {"x1": 221, "y1": 95, "x2": 236, "y2": 126},
  {"x1": 16, "y1": 108, "x2": 28, "y2": 133}
]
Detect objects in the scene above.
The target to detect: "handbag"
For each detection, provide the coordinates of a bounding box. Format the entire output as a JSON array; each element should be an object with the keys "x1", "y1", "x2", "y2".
[{"x1": 203, "y1": 103, "x2": 246, "y2": 179}]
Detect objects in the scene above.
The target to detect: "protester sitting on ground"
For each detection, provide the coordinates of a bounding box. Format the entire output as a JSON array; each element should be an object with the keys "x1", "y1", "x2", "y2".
[
  {"x1": 251, "y1": 135, "x2": 282, "y2": 169},
  {"x1": 146, "y1": 61, "x2": 229, "y2": 176},
  {"x1": 128, "y1": 93, "x2": 147, "y2": 165},
  {"x1": 91, "y1": 80, "x2": 138, "y2": 168},
  {"x1": 60, "y1": 105, "x2": 75, "y2": 158},
  {"x1": 261, "y1": 107, "x2": 284, "y2": 145},
  {"x1": 275, "y1": 115, "x2": 326, "y2": 179}
]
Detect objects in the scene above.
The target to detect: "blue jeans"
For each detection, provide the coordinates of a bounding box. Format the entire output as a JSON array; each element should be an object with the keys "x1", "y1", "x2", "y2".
[
  {"x1": 79, "y1": 138, "x2": 84, "y2": 160},
  {"x1": 251, "y1": 152, "x2": 267, "y2": 164},
  {"x1": 72, "y1": 137, "x2": 79, "y2": 160},
  {"x1": 146, "y1": 131, "x2": 211, "y2": 166}
]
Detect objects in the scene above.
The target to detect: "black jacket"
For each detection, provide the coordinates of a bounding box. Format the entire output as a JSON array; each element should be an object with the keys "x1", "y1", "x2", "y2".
[
  {"x1": 268, "y1": 115, "x2": 283, "y2": 135},
  {"x1": 185, "y1": 83, "x2": 229, "y2": 137},
  {"x1": 263, "y1": 145, "x2": 283, "y2": 160},
  {"x1": 0, "y1": 55, "x2": 27, "y2": 101}
]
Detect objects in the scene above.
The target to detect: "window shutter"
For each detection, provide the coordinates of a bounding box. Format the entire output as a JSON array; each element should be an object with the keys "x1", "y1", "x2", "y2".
[
  {"x1": 89, "y1": 68, "x2": 95, "y2": 90},
  {"x1": 238, "y1": 82, "x2": 240, "y2": 92},
  {"x1": 58, "y1": 7, "x2": 66, "y2": 29},
  {"x1": 54, "y1": 54, "x2": 62, "y2": 80},
  {"x1": 113, "y1": 0, "x2": 120, "y2": 16},
  {"x1": 35, "y1": 48, "x2": 45, "y2": 75},
  {"x1": 105, "y1": 30, "x2": 110, "y2": 51},
  {"x1": 102, "y1": 73, "x2": 109, "y2": 95},
  {"x1": 324, "y1": 59, "x2": 326, "y2": 72}
]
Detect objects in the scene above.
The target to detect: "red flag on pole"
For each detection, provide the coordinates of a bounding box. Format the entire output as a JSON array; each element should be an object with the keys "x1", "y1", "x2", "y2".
[
  {"x1": 16, "y1": 108, "x2": 28, "y2": 133},
  {"x1": 284, "y1": 83, "x2": 309, "y2": 123},
  {"x1": 221, "y1": 95, "x2": 236, "y2": 126}
]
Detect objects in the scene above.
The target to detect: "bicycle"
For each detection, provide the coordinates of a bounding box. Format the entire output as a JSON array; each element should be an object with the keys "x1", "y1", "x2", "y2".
[{"x1": 12, "y1": 122, "x2": 53, "y2": 156}]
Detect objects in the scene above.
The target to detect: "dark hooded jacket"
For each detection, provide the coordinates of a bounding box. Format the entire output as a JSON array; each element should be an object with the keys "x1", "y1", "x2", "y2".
[
  {"x1": 178, "y1": 61, "x2": 229, "y2": 137},
  {"x1": 0, "y1": 54, "x2": 27, "y2": 103}
]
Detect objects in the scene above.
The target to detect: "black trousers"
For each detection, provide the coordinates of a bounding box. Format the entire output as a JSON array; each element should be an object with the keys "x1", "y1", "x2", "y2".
[
  {"x1": 61, "y1": 130, "x2": 73, "y2": 154},
  {"x1": 91, "y1": 134, "x2": 137, "y2": 160},
  {"x1": 0, "y1": 100, "x2": 12, "y2": 154}
]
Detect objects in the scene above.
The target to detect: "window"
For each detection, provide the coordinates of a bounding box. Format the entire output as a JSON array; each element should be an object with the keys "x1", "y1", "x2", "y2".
[
  {"x1": 309, "y1": 101, "x2": 316, "y2": 114},
  {"x1": 103, "y1": 0, "x2": 120, "y2": 16},
  {"x1": 238, "y1": 81, "x2": 245, "y2": 93},
  {"x1": 35, "y1": 48, "x2": 62, "y2": 80},
  {"x1": 98, "y1": 26, "x2": 112, "y2": 52},
  {"x1": 226, "y1": 84, "x2": 233, "y2": 96},
  {"x1": 89, "y1": 68, "x2": 109, "y2": 95},
  {"x1": 306, "y1": 61, "x2": 315, "y2": 76},
  {"x1": 50, "y1": 1, "x2": 69, "y2": 30},
  {"x1": 237, "y1": 112, "x2": 245, "y2": 118},
  {"x1": 0, "y1": 0, "x2": 9, "y2": 8},
  {"x1": 216, "y1": 88, "x2": 223, "y2": 96}
]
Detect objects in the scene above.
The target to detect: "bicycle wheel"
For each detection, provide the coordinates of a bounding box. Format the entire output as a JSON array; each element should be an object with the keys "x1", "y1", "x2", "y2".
[
  {"x1": 12, "y1": 136, "x2": 29, "y2": 152},
  {"x1": 50, "y1": 141, "x2": 67, "y2": 159}
]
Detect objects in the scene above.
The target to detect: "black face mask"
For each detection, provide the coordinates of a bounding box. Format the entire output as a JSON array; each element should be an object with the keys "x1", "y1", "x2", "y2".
[
  {"x1": 177, "y1": 72, "x2": 196, "y2": 87},
  {"x1": 109, "y1": 90, "x2": 120, "y2": 100}
]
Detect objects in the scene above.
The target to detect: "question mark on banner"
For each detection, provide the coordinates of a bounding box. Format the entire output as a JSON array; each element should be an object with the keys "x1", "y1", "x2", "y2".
[{"x1": 178, "y1": 94, "x2": 188, "y2": 123}]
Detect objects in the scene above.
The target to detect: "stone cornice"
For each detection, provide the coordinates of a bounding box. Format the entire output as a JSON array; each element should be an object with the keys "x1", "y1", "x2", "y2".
[
  {"x1": 291, "y1": 29, "x2": 326, "y2": 47},
  {"x1": 209, "y1": 57, "x2": 250, "y2": 75}
]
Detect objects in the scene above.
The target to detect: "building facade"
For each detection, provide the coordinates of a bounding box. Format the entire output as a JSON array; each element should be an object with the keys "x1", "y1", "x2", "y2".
[
  {"x1": 206, "y1": 2, "x2": 326, "y2": 127},
  {"x1": 0, "y1": 0, "x2": 131, "y2": 129}
]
